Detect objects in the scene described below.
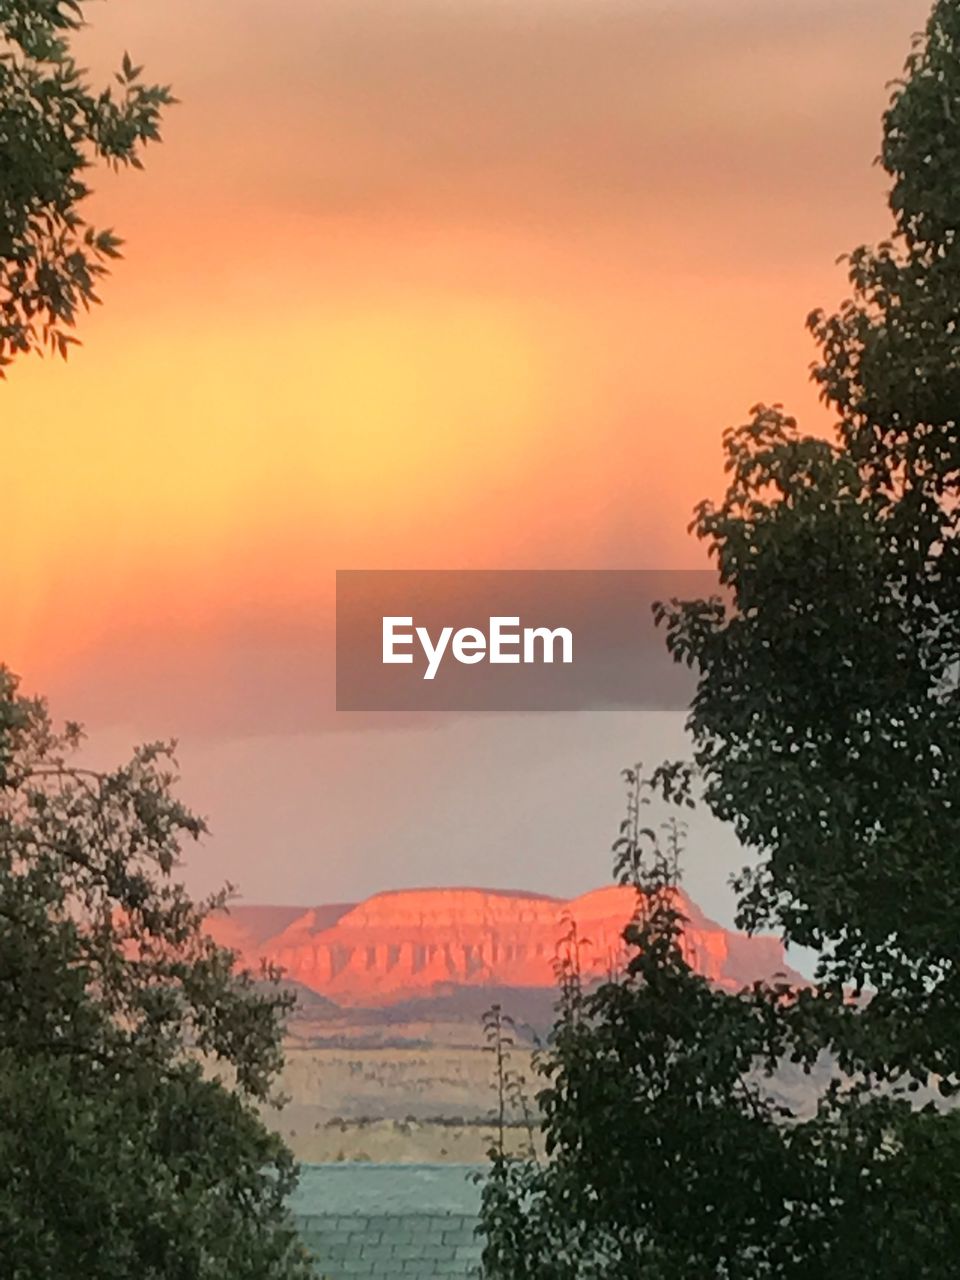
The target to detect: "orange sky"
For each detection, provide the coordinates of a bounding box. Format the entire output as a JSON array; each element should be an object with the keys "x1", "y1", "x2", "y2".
[{"x1": 1, "y1": 0, "x2": 933, "y2": 911}]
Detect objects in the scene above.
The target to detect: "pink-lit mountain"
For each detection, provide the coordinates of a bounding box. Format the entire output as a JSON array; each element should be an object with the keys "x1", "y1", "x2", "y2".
[{"x1": 205, "y1": 886, "x2": 800, "y2": 1005}]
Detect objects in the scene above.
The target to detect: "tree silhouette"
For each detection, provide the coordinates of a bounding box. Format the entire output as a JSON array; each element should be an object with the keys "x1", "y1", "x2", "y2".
[{"x1": 0, "y1": 0, "x2": 173, "y2": 369}]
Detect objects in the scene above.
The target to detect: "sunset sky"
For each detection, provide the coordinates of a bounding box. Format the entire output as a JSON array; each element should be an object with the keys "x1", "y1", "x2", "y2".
[{"x1": 2, "y1": 0, "x2": 931, "y2": 921}]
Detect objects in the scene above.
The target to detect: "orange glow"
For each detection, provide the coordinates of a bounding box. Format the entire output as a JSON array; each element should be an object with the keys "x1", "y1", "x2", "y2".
[
  {"x1": 204, "y1": 885, "x2": 800, "y2": 1005},
  {"x1": 2, "y1": 0, "x2": 931, "y2": 728}
]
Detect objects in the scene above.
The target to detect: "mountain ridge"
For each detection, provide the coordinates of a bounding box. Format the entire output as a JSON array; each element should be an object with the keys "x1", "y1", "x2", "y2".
[{"x1": 206, "y1": 885, "x2": 802, "y2": 1005}]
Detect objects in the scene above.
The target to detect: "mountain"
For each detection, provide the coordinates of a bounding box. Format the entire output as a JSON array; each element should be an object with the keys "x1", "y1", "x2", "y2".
[{"x1": 205, "y1": 886, "x2": 800, "y2": 1006}]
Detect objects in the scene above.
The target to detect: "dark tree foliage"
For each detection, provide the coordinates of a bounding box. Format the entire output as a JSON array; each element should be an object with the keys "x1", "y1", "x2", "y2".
[
  {"x1": 657, "y1": 0, "x2": 960, "y2": 1092},
  {"x1": 0, "y1": 0, "x2": 172, "y2": 368},
  {"x1": 481, "y1": 2, "x2": 960, "y2": 1273},
  {"x1": 479, "y1": 774, "x2": 960, "y2": 1279},
  {"x1": 0, "y1": 670, "x2": 313, "y2": 1280},
  {"x1": 0, "y1": 10, "x2": 310, "y2": 1273}
]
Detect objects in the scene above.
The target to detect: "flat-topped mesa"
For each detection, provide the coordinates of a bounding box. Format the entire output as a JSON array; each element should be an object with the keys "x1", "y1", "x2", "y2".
[{"x1": 207, "y1": 886, "x2": 797, "y2": 1006}]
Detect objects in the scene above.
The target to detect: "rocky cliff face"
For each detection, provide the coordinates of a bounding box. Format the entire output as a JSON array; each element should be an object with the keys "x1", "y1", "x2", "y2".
[{"x1": 206, "y1": 886, "x2": 796, "y2": 1006}]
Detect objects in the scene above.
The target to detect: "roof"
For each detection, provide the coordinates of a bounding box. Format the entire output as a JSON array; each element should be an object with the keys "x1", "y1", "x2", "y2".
[{"x1": 291, "y1": 1164, "x2": 485, "y2": 1279}]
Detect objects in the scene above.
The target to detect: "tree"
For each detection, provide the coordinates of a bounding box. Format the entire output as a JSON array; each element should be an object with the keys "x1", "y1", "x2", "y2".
[
  {"x1": 479, "y1": 775, "x2": 793, "y2": 1280},
  {"x1": 0, "y1": 0, "x2": 172, "y2": 369},
  {"x1": 480, "y1": 1, "x2": 960, "y2": 1272},
  {"x1": 0, "y1": 8, "x2": 312, "y2": 1274},
  {"x1": 479, "y1": 772, "x2": 960, "y2": 1279},
  {"x1": 659, "y1": 0, "x2": 960, "y2": 1093},
  {"x1": 0, "y1": 7, "x2": 316, "y2": 1275},
  {"x1": 0, "y1": 669, "x2": 313, "y2": 1279}
]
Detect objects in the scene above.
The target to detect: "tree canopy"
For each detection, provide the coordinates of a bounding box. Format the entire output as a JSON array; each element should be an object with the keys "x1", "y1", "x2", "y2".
[
  {"x1": 0, "y1": 670, "x2": 313, "y2": 1279},
  {"x1": 0, "y1": 0, "x2": 172, "y2": 369},
  {"x1": 480, "y1": 1, "x2": 960, "y2": 1273},
  {"x1": 660, "y1": 0, "x2": 960, "y2": 1090},
  {"x1": 1, "y1": 10, "x2": 316, "y2": 1277},
  {"x1": 479, "y1": 773, "x2": 960, "y2": 1279}
]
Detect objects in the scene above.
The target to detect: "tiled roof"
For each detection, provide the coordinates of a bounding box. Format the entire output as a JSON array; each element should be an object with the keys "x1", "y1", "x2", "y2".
[{"x1": 290, "y1": 1164, "x2": 484, "y2": 1280}]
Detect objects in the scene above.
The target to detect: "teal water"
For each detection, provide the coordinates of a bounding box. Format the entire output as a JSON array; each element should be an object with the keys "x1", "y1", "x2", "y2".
[{"x1": 290, "y1": 1161, "x2": 483, "y2": 1216}]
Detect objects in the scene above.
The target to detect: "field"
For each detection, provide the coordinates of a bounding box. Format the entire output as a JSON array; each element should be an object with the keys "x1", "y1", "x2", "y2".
[
  {"x1": 251, "y1": 983, "x2": 856, "y2": 1164},
  {"x1": 268, "y1": 1043, "x2": 537, "y2": 1163},
  {"x1": 262, "y1": 1021, "x2": 863, "y2": 1163}
]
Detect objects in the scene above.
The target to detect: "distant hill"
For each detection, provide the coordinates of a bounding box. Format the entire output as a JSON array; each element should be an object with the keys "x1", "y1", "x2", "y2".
[{"x1": 206, "y1": 886, "x2": 803, "y2": 1013}]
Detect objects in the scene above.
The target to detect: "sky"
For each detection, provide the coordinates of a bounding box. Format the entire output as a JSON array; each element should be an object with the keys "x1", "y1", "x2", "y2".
[{"x1": 2, "y1": 0, "x2": 932, "y2": 923}]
